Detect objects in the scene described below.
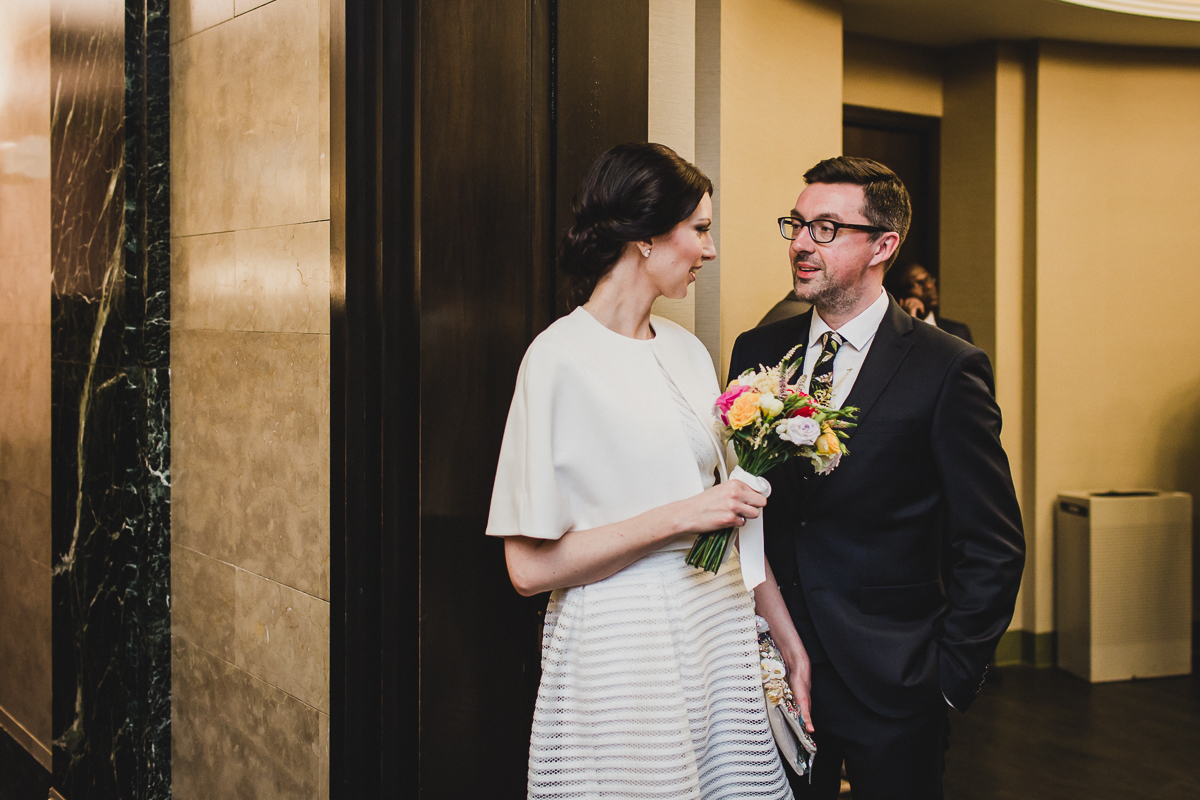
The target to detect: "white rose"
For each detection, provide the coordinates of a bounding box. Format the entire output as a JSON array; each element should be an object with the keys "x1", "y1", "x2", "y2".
[
  {"x1": 814, "y1": 450, "x2": 842, "y2": 475},
  {"x1": 776, "y1": 416, "x2": 820, "y2": 446},
  {"x1": 759, "y1": 393, "x2": 784, "y2": 418}
]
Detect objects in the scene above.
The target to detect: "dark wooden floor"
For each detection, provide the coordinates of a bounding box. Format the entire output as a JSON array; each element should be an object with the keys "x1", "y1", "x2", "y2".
[{"x1": 941, "y1": 666, "x2": 1200, "y2": 800}]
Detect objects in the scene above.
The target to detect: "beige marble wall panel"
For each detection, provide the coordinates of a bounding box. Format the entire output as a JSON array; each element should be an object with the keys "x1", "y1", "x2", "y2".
[
  {"x1": 170, "y1": 0, "x2": 235, "y2": 44},
  {"x1": 173, "y1": 223, "x2": 330, "y2": 334},
  {"x1": 172, "y1": 328, "x2": 330, "y2": 598},
  {"x1": 0, "y1": 481, "x2": 51, "y2": 569},
  {"x1": 172, "y1": 545, "x2": 237, "y2": 661},
  {"x1": 0, "y1": 253, "x2": 48, "y2": 325},
  {"x1": 317, "y1": 0, "x2": 329, "y2": 221},
  {"x1": 171, "y1": 0, "x2": 326, "y2": 235},
  {"x1": 0, "y1": 2, "x2": 51, "y2": 258},
  {"x1": 235, "y1": 0, "x2": 276, "y2": 16},
  {"x1": 172, "y1": 637, "x2": 321, "y2": 800},
  {"x1": 0, "y1": 179, "x2": 51, "y2": 262},
  {"x1": 232, "y1": 569, "x2": 329, "y2": 713},
  {"x1": 318, "y1": 712, "x2": 329, "y2": 800},
  {"x1": 0, "y1": 321, "x2": 52, "y2": 494},
  {"x1": 0, "y1": 554, "x2": 51, "y2": 748}
]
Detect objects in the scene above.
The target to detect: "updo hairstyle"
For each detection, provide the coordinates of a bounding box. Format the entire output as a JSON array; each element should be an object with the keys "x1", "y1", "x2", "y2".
[{"x1": 559, "y1": 143, "x2": 713, "y2": 308}]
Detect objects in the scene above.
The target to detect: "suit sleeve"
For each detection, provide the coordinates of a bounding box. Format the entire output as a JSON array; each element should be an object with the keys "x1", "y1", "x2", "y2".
[
  {"x1": 727, "y1": 332, "x2": 747, "y2": 386},
  {"x1": 930, "y1": 347, "x2": 1025, "y2": 711}
]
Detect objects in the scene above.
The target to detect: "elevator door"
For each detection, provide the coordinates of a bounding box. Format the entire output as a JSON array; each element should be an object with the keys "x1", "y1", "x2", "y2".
[
  {"x1": 416, "y1": 2, "x2": 647, "y2": 797},
  {"x1": 843, "y1": 105, "x2": 941, "y2": 277}
]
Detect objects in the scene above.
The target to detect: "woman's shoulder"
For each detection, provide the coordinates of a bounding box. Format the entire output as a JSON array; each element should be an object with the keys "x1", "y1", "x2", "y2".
[{"x1": 650, "y1": 314, "x2": 713, "y2": 364}]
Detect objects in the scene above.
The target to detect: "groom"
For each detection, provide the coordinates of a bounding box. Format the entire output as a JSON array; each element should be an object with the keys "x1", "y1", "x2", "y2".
[{"x1": 729, "y1": 156, "x2": 1025, "y2": 799}]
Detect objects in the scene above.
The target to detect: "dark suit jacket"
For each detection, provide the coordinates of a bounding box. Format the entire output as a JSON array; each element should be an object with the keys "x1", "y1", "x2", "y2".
[
  {"x1": 934, "y1": 314, "x2": 973, "y2": 344},
  {"x1": 728, "y1": 297, "x2": 1024, "y2": 717}
]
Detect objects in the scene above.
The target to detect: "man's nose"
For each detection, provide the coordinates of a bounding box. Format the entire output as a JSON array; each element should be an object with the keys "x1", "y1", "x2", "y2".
[{"x1": 790, "y1": 228, "x2": 814, "y2": 255}]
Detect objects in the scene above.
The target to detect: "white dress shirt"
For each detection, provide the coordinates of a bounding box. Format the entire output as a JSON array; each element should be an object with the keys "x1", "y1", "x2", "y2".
[{"x1": 801, "y1": 288, "x2": 890, "y2": 408}]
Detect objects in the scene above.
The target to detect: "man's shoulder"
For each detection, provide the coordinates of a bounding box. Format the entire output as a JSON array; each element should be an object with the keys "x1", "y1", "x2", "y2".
[
  {"x1": 730, "y1": 312, "x2": 810, "y2": 372},
  {"x1": 900, "y1": 312, "x2": 992, "y2": 386},
  {"x1": 935, "y1": 315, "x2": 974, "y2": 344},
  {"x1": 735, "y1": 310, "x2": 810, "y2": 348}
]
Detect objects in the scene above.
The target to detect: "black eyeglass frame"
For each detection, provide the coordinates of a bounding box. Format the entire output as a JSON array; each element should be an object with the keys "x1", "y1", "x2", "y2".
[{"x1": 777, "y1": 216, "x2": 891, "y2": 243}]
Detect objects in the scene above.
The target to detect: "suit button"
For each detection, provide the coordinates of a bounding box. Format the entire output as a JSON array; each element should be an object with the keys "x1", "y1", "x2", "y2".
[{"x1": 799, "y1": 521, "x2": 807, "y2": 527}]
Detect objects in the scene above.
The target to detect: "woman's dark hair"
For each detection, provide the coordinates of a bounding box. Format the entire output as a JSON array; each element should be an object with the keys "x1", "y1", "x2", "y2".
[{"x1": 559, "y1": 143, "x2": 713, "y2": 308}]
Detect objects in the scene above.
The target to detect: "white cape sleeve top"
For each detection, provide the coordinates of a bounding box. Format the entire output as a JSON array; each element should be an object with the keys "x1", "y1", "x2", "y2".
[{"x1": 486, "y1": 306, "x2": 728, "y2": 541}]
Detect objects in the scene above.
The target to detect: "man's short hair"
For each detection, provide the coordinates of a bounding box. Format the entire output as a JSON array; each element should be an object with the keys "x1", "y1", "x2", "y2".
[{"x1": 804, "y1": 156, "x2": 911, "y2": 270}]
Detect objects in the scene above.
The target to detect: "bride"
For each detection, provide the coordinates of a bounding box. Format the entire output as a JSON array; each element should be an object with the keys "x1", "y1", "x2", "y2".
[{"x1": 487, "y1": 142, "x2": 810, "y2": 799}]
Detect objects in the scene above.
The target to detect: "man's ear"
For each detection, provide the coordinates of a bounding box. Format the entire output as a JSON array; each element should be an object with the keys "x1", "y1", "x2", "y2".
[{"x1": 868, "y1": 232, "x2": 901, "y2": 268}]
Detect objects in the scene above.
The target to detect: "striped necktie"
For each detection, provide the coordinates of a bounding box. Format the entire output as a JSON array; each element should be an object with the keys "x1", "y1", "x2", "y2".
[{"x1": 807, "y1": 331, "x2": 843, "y2": 406}]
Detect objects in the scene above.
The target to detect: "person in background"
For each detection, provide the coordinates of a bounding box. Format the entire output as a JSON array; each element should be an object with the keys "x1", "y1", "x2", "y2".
[
  {"x1": 885, "y1": 262, "x2": 974, "y2": 344},
  {"x1": 758, "y1": 290, "x2": 813, "y2": 327}
]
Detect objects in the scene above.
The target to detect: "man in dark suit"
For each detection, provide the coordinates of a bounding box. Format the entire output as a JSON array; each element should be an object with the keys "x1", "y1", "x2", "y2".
[
  {"x1": 885, "y1": 262, "x2": 974, "y2": 344},
  {"x1": 729, "y1": 157, "x2": 1024, "y2": 799}
]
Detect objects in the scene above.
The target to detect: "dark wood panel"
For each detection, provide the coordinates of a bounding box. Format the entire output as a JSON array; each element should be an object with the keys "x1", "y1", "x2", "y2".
[
  {"x1": 843, "y1": 105, "x2": 940, "y2": 278},
  {"x1": 555, "y1": 0, "x2": 649, "y2": 314},
  {"x1": 416, "y1": 2, "x2": 552, "y2": 798},
  {"x1": 419, "y1": 0, "x2": 547, "y2": 519},
  {"x1": 334, "y1": 2, "x2": 650, "y2": 797}
]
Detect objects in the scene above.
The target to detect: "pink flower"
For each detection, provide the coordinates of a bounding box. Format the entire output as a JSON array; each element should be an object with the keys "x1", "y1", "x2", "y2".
[{"x1": 714, "y1": 384, "x2": 752, "y2": 425}]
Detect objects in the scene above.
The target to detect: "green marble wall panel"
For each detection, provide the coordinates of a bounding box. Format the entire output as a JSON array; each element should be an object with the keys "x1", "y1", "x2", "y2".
[{"x1": 48, "y1": 0, "x2": 171, "y2": 796}]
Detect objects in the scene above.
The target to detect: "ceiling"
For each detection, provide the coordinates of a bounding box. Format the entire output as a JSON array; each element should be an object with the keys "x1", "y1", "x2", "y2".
[{"x1": 841, "y1": 0, "x2": 1200, "y2": 49}]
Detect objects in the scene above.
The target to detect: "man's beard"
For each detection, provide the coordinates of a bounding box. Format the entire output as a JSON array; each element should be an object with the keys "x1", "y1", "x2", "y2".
[{"x1": 793, "y1": 257, "x2": 867, "y2": 317}]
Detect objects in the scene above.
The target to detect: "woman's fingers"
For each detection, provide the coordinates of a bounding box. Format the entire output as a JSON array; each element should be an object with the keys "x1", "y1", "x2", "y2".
[
  {"x1": 791, "y1": 676, "x2": 815, "y2": 734},
  {"x1": 727, "y1": 480, "x2": 767, "y2": 507}
]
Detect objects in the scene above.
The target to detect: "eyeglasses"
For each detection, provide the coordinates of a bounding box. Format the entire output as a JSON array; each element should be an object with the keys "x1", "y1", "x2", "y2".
[{"x1": 778, "y1": 216, "x2": 890, "y2": 244}]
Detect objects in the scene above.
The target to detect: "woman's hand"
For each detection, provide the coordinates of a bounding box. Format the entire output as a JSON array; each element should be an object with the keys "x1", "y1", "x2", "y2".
[
  {"x1": 673, "y1": 479, "x2": 767, "y2": 535},
  {"x1": 754, "y1": 557, "x2": 815, "y2": 733},
  {"x1": 784, "y1": 644, "x2": 815, "y2": 733},
  {"x1": 505, "y1": 480, "x2": 765, "y2": 595}
]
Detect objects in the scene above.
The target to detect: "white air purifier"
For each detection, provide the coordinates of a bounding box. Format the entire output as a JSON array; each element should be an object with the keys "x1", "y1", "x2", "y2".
[{"x1": 1055, "y1": 490, "x2": 1192, "y2": 682}]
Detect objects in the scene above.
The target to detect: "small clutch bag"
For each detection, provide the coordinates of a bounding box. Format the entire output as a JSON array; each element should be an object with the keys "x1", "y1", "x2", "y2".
[{"x1": 755, "y1": 615, "x2": 817, "y2": 779}]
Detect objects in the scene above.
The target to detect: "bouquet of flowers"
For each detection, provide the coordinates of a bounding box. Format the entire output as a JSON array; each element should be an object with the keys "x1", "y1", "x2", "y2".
[{"x1": 685, "y1": 345, "x2": 858, "y2": 574}]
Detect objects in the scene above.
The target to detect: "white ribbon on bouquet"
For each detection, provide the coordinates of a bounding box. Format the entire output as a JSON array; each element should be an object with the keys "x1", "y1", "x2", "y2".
[{"x1": 727, "y1": 465, "x2": 771, "y2": 592}]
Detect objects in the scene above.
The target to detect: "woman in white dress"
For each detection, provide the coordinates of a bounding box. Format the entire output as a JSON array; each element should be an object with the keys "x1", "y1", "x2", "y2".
[{"x1": 487, "y1": 143, "x2": 812, "y2": 800}]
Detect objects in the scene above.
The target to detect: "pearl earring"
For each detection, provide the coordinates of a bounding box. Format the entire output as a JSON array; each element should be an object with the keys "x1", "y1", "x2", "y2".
[{"x1": 643, "y1": 250, "x2": 651, "y2": 257}]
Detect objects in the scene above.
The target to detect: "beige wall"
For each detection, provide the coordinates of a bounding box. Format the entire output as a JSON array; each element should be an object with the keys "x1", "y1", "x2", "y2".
[
  {"x1": 0, "y1": 0, "x2": 52, "y2": 769},
  {"x1": 170, "y1": 1, "x2": 330, "y2": 798},
  {"x1": 1033, "y1": 41, "x2": 1200, "y2": 632},
  {"x1": 937, "y1": 43, "x2": 1036, "y2": 636},
  {"x1": 844, "y1": 33, "x2": 943, "y2": 117},
  {"x1": 718, "y1": 0, "x2": 842, "y2": 377},
  {"x1": 650, "y1": 0, "x2": 699, "y2": 333}
]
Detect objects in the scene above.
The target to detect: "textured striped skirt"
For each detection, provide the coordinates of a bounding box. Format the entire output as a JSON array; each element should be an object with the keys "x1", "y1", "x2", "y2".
[{"x1": 529, "y1": 547, "x2": 793, "y2": 800}]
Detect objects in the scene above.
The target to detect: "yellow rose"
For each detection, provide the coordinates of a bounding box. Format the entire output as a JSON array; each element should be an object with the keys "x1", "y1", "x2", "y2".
[
  {"x1": 816, "y1": 430, "x2": 841, "y2": 455},
  {"x1": 727, "y1": 393, "x2": 761, "y2": 429}
]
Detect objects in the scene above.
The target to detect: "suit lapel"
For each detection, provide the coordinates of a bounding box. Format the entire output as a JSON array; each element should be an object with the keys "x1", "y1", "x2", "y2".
[
  {"x1": 838, "y1": 297, "x2": 914, "y2": 446},
  {"x1": 773, "y1": 310, "x2": 812, "y2": 383}
]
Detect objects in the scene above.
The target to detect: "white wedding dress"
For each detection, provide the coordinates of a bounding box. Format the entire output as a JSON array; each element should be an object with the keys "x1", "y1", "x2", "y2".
[{"x1": 527, "y1": 353, "x2": 793, "y2": 799}]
